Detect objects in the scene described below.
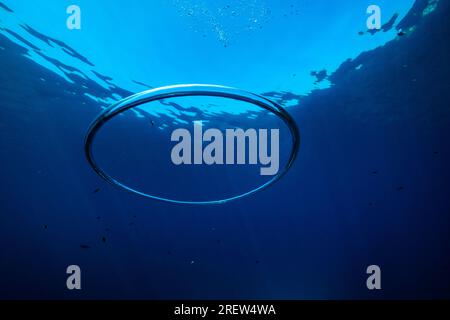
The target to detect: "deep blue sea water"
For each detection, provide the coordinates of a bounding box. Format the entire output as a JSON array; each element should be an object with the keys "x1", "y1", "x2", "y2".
[{"x1": 1, "y1": 0, "x2": 450, "y2": 299}]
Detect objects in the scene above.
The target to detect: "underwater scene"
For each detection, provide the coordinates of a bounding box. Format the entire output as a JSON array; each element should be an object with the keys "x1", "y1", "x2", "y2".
[{"x1": 0, "y1": 0, "x2": 450, "y2": 299}]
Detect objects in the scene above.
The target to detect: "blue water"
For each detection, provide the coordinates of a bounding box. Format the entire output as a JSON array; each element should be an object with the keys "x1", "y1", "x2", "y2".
[{"x1": 1, "y1": 0, "x2": 450, "y2": 299}]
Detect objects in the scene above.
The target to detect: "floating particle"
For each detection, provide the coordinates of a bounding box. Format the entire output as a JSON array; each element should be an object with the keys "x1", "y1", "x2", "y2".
[
  {"x1": 80, "y1": 244, "x2": 90, "y2": 249},
  {"x1": 101, "y1": 236, "x2": 106, "y2": 243},
  {"x1": 93, "y1": 188, "x2": 100, "y2": 193},
  {"x1": 396, "y1": 186, "x2": 404, "y2": 191}
]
